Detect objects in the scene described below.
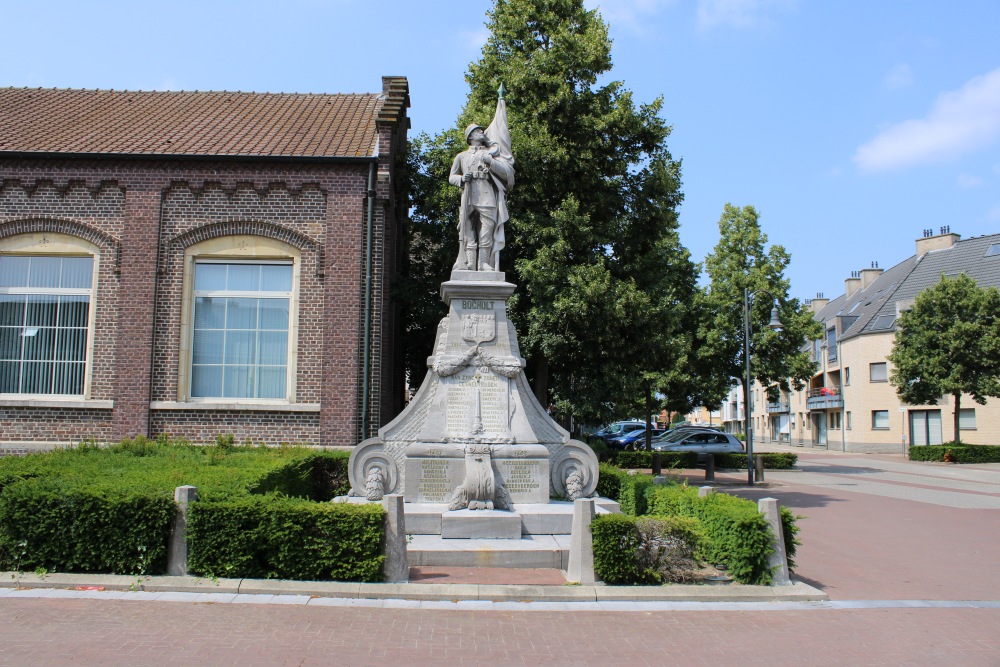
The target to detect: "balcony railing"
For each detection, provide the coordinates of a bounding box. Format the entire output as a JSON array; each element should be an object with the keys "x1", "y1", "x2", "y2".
[
  {"x1": 806, "y1": 386, "x2": 843, "y2": 410},
  {"x1": 766, "y1": 401, "x2": 790, "y2": 414}
]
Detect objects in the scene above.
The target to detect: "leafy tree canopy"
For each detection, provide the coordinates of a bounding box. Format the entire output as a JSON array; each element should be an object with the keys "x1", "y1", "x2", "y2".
[
  {"x1": 402, "y1": 0, "x2": 701, "y2": 426},
  {"x1": 888, "y1": 273, "x2": 1000, "y2": 442},
  {"x1": 702, "y1": 204, "x2": 821, "y2": 410}
]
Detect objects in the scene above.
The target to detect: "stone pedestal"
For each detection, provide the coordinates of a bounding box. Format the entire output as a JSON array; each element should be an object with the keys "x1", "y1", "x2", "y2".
[{"x1": 346, "y1": 271, "x2": 599, "y2": 542}]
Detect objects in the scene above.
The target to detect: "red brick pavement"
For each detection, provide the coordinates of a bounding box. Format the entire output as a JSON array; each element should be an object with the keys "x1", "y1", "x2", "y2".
[{"x1": 0, "y1": 598, "x2": 997, "y2": 666}]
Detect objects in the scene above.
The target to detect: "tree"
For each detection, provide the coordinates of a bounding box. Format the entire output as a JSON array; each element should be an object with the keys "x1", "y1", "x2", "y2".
[
  {"x1": 888, "y1": 274, "x2": 1000, "y2": 442},
  {"x1": 404, "y1": 0, "x2": 700, "y2": 426},
  {"x1": 702, "y1": 204, "x2": 821, "y2": 427}
]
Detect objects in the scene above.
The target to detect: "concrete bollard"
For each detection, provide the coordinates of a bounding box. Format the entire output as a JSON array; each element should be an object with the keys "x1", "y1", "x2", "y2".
[
  {"x1": 381, "y1": 494, "x2": 409, "y2": 583},
  {"x1": 698, "y1": 486, "x2": 714, "y2": 498},
  {"x1": 167, "y1": 485, "x2": 197, "y2": 576},
  {"x1": 755, "y1": 454, "x2": 765, "y2": 482},
  {"x1": 705, "y1": 454, "x2": 715, "y2": 481},
  {"x1": 566, "y1": 498, "x2": 596, "y2": 584},
  {"x1": 651, "y1": 453, "x2": 662, "y2": 475},
  {"x1": 757, "y1": 497, "x2": 791, "y2": 585}
]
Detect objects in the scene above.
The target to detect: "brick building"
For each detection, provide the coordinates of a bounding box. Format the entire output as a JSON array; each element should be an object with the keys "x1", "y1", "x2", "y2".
[{"x1": 0, "y1": 78, "x2": 410, "y2": 450}]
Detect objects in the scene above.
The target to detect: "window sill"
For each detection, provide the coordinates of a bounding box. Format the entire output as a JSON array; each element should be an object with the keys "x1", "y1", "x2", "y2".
[
  {"x1": 0, "y1": 397, "x2": 113, "y2": 409},
  {"x1": 151, "y1": 401, "x2": 320, "y2": 413}
]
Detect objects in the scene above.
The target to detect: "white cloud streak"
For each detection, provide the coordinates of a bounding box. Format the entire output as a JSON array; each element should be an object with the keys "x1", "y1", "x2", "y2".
[
  {"x1": 884, "y1": 63, "x2": 914, "y2": 91},
  {"x1": 855, "y1": 67, "x2": 1000, "y2": 172},
  {"x1": 696, "y1": 0, "x2": 796, "y2": 31}
]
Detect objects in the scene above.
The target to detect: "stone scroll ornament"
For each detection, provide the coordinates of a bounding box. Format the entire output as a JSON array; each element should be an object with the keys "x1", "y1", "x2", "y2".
[
  {"x1": 447, "y1": 444, "x2": 513, "y2": 511},
  {"x1": 348, "y1": 438, "x2": 399, "y2": 501},
  {"x1": 551, "y1": 440, "x2": 600, "y2": 500}
]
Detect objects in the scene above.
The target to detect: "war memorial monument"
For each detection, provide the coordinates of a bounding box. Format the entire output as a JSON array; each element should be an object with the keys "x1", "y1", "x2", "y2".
[{"x1": 341, "y1": 90, "x2": 606, "y2": 566}]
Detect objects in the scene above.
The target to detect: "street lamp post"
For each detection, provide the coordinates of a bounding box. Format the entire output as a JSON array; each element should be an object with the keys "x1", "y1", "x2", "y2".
[{"x1": 744, "y1": 287, "x2": 782, "y2": 485}]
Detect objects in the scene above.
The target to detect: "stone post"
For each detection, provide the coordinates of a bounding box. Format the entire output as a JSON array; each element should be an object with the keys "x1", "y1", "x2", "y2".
[
  {"x1": 757, "y1": 497, "x2": 791, "y2": 585},
  {"x1": 382, "y1": 494, "x2": 409, "y2": 583},
  {"x1": 698, "y1": 486, "x2": 714, "y2": 498},
  {"x1": 566, "y1": 498, "x2": 596, "y2": 584},
  {"x1": 167, "y1": 485, "x2": 197, "y2": 576}
]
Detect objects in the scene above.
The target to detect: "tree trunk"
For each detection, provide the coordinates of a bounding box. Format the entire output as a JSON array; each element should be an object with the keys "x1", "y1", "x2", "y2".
[{"x1": 953, "y1": 391, "x2": 962, "y2": 443}]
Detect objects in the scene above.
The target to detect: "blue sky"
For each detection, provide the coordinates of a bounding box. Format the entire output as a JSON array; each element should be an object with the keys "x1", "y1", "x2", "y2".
[{"x1": 7, "y1": 0, "x2": 1000, "y2": 302}]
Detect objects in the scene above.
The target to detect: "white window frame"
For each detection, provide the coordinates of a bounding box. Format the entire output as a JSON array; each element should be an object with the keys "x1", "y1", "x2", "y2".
[
  {"x1": 178, "y1": 236, "x2": 300, "y2": 405},
  {"x1": 0, "y1": 233, "x2": 100, "y2": 400},
  {"x1": 958, "y1": 408, "x2": 976, "y2": 430},
  {"x1": 870, "y1": 362, "x2": 888, "y2": 383},
  {"x1": 872, "y1": 410, "x2": 890, "y2": 430}
]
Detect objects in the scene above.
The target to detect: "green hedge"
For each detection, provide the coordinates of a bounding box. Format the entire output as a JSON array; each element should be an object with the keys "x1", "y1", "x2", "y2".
[
  {"x1": 187, "y1": 496, "x2": 384, "y2": 581},
  {"x1": 0, "y1": 439, "x2": 370, "y2": 579},
  {"x1": 714, "y1": 452, "x2": 798, "y2": 470},
  {"x1": 595, "y1": 464, "x2": 655, "y2": 515},
  {"x1": 908, "y1": 443, "x2": 1000, "y2": 463},
  {"x1": 592, "y1": 513, "x2": 706, "y2": 585},
  {"x1": 0, "y1": 478, "x2": 174, "y2": 574},
  {"x1": 646, "y1": 484, "x2": 797, "y2": 585},
  {"x1": 612, "y1": 450, "x2": 699, "y2": 469}
]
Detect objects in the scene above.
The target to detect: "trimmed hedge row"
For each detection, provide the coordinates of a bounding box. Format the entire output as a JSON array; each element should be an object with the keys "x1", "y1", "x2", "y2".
[
  {"x1": 0, "y1": 439, "x2": 377, "y2": 580},
  {"x1": 908, "y1": 443, "x2": 1000, "y2": 464},
  {"x1": 0, "y1": 479, "x2": 174, "y2": 575},
  {"x1": 646, "y1": 485, "x2": 776, "y2": 585},
  {"x1": 187, "y1": 496, "x2": 384, "y2": 581},
  {"x1": 592, "y1": 513, "x2": 706, "y2": 585},
  {"x1": 608, "y1": 450, "x2": 797, "y2": 470},
  {"x1": 595, "y1": 464, "x2": 655, "y2": 516}
]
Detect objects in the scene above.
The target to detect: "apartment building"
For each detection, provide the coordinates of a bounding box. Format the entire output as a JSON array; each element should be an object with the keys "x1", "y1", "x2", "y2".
[{"x1": 740, "y1": 230, "x2": 1000, "y2": 453}]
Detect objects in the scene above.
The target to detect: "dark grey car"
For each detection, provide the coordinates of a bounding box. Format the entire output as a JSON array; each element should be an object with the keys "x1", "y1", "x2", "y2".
[{"x1": 652, "y1": 430, "x2": 744, "y2": 456}]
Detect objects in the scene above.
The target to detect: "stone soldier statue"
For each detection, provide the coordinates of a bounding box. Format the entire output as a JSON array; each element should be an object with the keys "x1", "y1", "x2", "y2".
[{"x1": 450, "y1": 90, "x2": 514, "y2": 272}]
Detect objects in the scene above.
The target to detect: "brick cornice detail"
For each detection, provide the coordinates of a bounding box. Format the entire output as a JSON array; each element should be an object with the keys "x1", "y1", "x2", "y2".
[{"x1": 0, "y1": 217, "x2": 122, "y2": 273}]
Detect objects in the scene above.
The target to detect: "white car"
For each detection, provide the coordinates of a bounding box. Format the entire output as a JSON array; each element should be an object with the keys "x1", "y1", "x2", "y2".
[{"x1": 652, "y1": 430, "x2": 744, "y2": 456}]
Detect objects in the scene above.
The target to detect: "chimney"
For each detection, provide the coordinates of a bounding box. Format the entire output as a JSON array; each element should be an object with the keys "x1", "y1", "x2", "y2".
[
  {"x1": 860, "y1": 262, "x2": 883, "y2": 290},
  {"x1": 915, "y1": 227, "x2": 960, "y2": 256},
  {"x1": 810, "y1": 292, "x2": 829, "y2": 314},
  {"x1": 845, "y1": 270, "x2": 862, "y2": 298}
]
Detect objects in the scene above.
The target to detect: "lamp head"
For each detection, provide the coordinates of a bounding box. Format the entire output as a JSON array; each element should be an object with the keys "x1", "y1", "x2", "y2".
[{"x1": 768, "y1": 305, "x2": 782, "y2": 332}]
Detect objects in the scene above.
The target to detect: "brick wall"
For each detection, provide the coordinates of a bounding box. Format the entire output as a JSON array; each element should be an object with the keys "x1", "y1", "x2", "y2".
[{"x1": 0, "y1": 156, "x2": 403, "y2": 447}]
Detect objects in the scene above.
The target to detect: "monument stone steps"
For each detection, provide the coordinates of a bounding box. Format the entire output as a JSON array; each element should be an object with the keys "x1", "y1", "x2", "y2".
[
  {"x1": 403, "y1": 500, "x2": 619, "y2": 537},
  {"x1": 406, "y1": 534, "x2": 571, "y2": 569}
]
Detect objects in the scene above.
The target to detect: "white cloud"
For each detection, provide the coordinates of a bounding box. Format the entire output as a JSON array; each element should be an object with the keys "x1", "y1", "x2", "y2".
[
  {"x1": 588, "y1": 0, "x2": 674, "y2": 32},
  {"x1": 884, "y1": 63, "x2": 914, "y2": 90},
  {"x1": 855, "y1": 67, "x2": 1000, "y2": 172},
  {"x1": 956, "y1": 173, "x2": 983, "y2": 189},
  {"x1": 696, "y1": 0, "x2": 796, "y2": 31},
  {"x1": 458, "y1": 29, "x2": 489, "y2": 53}
]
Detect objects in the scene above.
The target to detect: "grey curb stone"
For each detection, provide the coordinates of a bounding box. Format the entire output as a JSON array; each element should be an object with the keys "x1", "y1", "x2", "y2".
[{"x1": 0, "y1": 571, "x2": 828, "y2": 602}]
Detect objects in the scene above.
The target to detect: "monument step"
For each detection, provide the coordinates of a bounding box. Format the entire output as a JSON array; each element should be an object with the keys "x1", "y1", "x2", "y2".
[
  {"x1": 403, "y1": 500, "x2": 619, "y2": 536},
  {"x1": 406, "y1": 534, "x2": 570, "y2": 569}
]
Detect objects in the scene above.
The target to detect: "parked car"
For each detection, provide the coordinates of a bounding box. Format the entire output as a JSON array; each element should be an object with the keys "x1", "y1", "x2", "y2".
[
  {"x1": 589, "y1": 420, "x2": 645, "y2": 446},
  {"x1": 652, "y1": 430, "x2": 744, "y2": 459},
  {"x1": 607, "y1": 427, "x2": 667, "y2": 451}
]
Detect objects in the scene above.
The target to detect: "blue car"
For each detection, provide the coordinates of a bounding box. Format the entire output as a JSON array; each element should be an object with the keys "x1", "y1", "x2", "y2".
[{"x1": 607, "y1": 427, "x2": 666, "y2": 451}]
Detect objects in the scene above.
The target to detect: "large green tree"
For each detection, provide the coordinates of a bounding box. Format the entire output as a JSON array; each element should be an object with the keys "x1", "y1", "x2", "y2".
[
  {"x1": 888, "y1": 274, "x2": 1000, "y2": 442},
  {"x1": 402, "y1": 0, "x2": 700, "y2": 427},
  {"x1": 702, "y1": 204, "x2": 821, "y2": 427}
]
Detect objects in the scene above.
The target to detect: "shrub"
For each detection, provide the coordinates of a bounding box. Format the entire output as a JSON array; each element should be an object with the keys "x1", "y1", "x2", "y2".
[
  {"x1": 187, "y1": 496, "x2": 384, "y2": 581},
  {"x1": 587, "y1": 439, "x2": 610, "y2": 462},
  {"x1": 908, "y1": 443, "x2": 1000, "y2": 464},
  {"x1": 594, "y1": 465, "x2": 656, "y2": 515},
  {"x1": 591, "y1": 513, "x2": 705, "y2": 585},
  {"x1": 0, "y1": 478, "x2": 174, "y2": 574},
  {"x1": 613, "y1": 450, "x2": 698, "y2": 470},
  {"x1": 713, "y1": 452, "x2": 797, "y2": 470},
  {"x1": 0, "y1": 440, "x2": 370, "y2": 580},
  {"x1": 647, "y1": 485, "x2": 784, "y2": 585}
]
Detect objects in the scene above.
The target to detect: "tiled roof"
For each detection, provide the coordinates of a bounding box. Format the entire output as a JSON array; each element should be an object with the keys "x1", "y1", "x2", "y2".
[
  {"x1": 812, "y1": 233, "x2": 1000, "y2": 343},
  {"x1": 0, "y1": 87, "x2": 394, "y2": 159}
]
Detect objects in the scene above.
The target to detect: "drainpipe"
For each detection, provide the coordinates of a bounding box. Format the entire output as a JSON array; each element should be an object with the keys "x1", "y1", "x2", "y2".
[{"x1": 361, "y1": 160, "x2": 377, "y2": 439}]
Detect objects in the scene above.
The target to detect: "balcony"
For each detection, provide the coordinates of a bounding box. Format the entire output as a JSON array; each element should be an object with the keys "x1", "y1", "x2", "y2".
[
  {"x1": 806, "y1": 386, "x2": 843, "y2": 410},
  {"x1": 766, "y1": 400, "x2": 790, "y2": 414}
]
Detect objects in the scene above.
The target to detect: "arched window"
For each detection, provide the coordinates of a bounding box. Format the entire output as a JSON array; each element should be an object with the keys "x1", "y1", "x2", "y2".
[
  {"x1": 179, "y1": 235, "x2": 300, "y2": 403},
  {"x1": 0, "y1": 233, "x2": 100, "y2": 397}
]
